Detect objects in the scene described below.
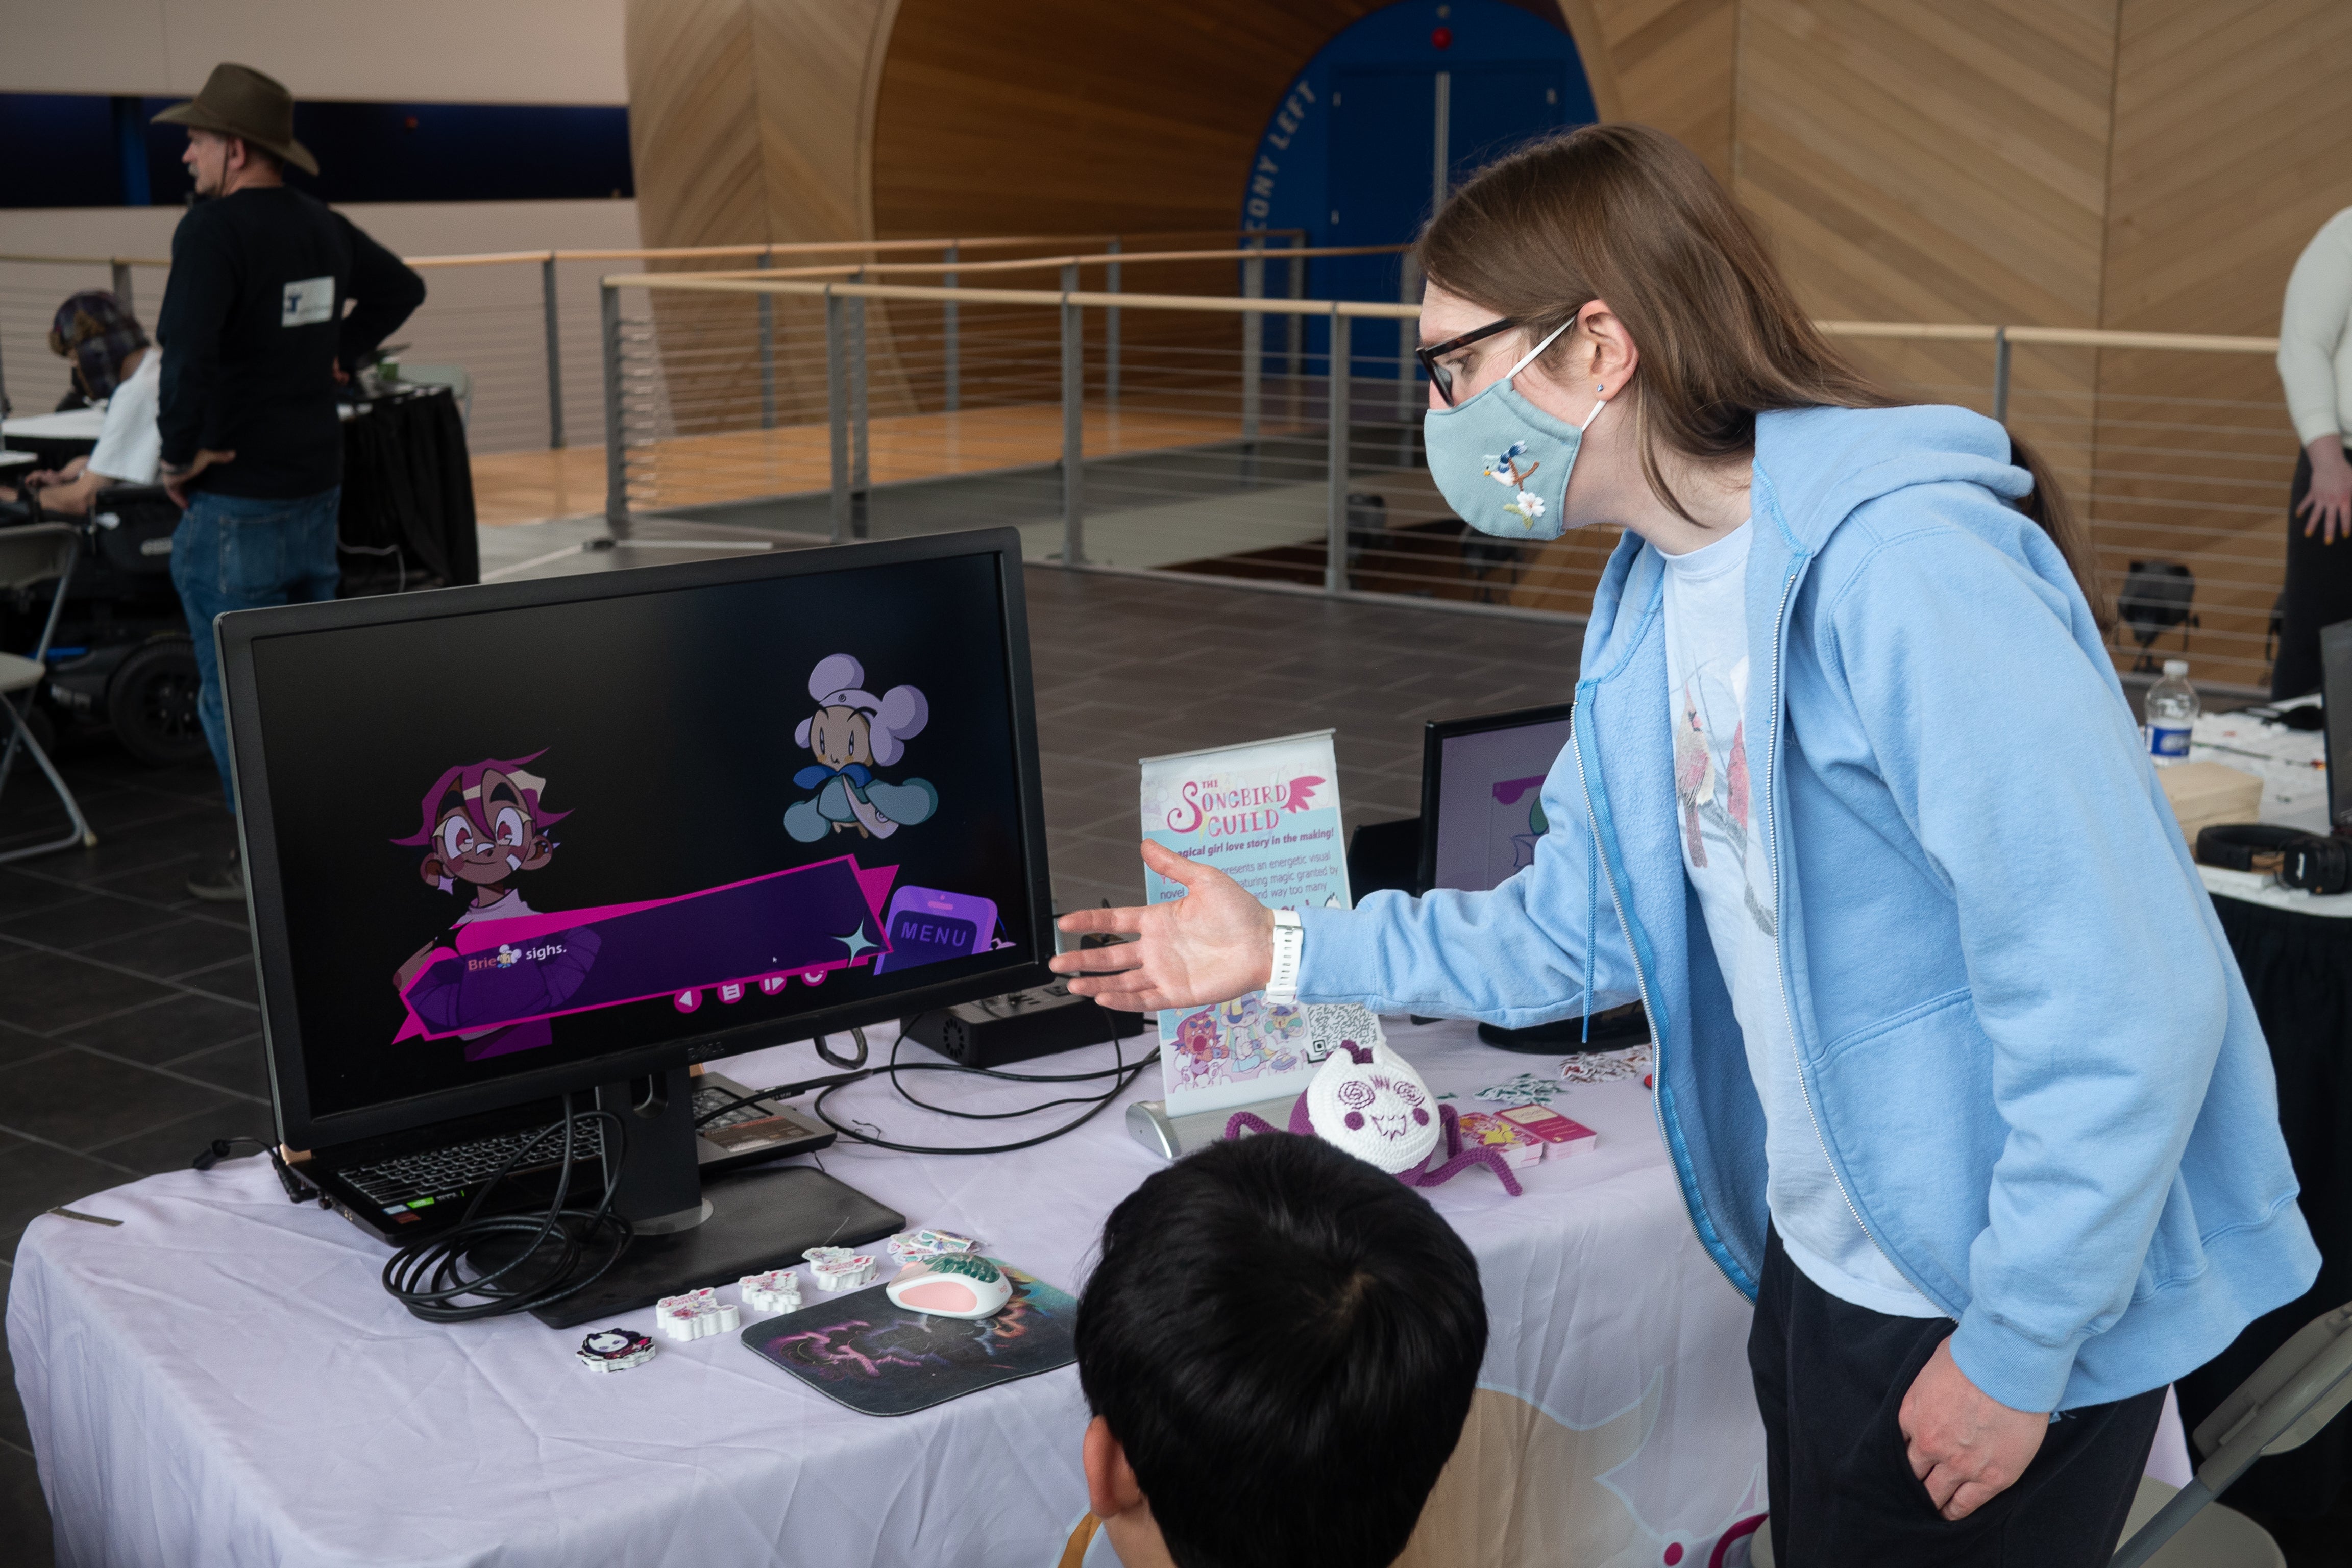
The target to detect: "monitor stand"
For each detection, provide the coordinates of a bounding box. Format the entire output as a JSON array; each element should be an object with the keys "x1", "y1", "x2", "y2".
[
  {"x1": 1477, "y1": 1001, "x2": 1650, "y2": 1055},
  {"x1": 471, "y1": 1067, "x2": 904, "y2": 1330}
]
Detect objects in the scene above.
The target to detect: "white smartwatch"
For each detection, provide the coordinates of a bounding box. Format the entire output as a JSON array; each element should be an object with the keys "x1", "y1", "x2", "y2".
[{"x1": 1265, "y1": 909, "x2": 1304, "y2": 1007}]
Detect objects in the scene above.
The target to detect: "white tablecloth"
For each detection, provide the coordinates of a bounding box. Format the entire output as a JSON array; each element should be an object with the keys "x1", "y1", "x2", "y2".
[
  {"x1": 10, "y1": 1020, "x2": 1774, "y2": 1568},
  {"x1": 0, "y1": 410, "x2": 107, "y2": 442},
  {"x1": 2187, "y1": 702, "x2": 2352, "y2": 916}
]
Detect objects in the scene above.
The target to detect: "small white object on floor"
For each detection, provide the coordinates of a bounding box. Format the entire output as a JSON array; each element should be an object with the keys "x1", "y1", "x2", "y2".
[
  {"x1": 654, "y1": 1288, "x2": 741, "y2": 1340},
  {"x1": 804, "y1": 1247, "x2": 878, "y2": 1291},
  {"x1": 739, "y1": 1270, "x2": 802, "y2": 1313}
]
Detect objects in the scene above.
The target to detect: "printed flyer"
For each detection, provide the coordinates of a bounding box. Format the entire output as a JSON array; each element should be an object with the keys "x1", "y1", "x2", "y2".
[{"x1": 1140, "y1": 729, "x2": 1353, "y2": 1117}]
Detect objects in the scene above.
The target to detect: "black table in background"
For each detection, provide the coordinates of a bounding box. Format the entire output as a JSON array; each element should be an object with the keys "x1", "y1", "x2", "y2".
[
  {"x1": 2178, "y1": 893, "x2": 2352, "y2": 1520},
  {"x1": 336, "y1": 385, "x2": 478, "y2": 592}
]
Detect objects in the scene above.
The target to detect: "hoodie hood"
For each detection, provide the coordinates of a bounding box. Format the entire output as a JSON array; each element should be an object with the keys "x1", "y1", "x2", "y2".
[{"x1": 1580, "y1": 403, "x2": 2033, "y2": 678}]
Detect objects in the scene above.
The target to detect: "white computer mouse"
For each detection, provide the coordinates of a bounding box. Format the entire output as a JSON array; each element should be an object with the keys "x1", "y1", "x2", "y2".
[{"x1": 886, "y1": 1254, "x2": 1013, "y2": 1319}]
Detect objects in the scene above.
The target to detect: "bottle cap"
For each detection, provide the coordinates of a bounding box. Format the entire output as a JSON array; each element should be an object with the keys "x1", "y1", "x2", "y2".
[{"x1": 2163, "y1": 659, "x2": 2189, "y2": 678}]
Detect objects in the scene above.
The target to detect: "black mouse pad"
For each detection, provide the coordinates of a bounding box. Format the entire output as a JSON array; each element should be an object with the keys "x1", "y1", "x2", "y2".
[{"x1": 739, "y1": 1261, "x2": 1076, "y2": 1416}]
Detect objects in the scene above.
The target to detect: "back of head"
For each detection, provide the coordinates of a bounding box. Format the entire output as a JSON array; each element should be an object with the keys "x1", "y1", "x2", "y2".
[
  {"x1": 47, "y1": 290, "x2": 149, "y2": 403},
  {"x1": 1076, "y1": 1133, "x2": 1487, "y2": 1568},
  {"x1": 1418, "y1": 122, "x2": 2102, "y2": 620}
]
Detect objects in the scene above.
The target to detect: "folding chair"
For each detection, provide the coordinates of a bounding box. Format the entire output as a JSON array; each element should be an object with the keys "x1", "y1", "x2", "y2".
[
  {"x1": 2111, "y1": 1298, "x2": 2352, "y2": 1566},
  {"x1": 0, "y1": 523, "x2": 97, "y2": 862}
]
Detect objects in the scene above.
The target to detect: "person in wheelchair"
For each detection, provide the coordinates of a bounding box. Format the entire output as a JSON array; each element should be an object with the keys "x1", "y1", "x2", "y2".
[{"x1": 1, "y1": 291, "x2": 164, "y2": 517}]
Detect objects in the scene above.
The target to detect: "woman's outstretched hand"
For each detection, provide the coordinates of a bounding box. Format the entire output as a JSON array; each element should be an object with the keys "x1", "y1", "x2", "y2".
[{"x1": 1048, "y1": 841, "x2": 1276, "y2": 1012}]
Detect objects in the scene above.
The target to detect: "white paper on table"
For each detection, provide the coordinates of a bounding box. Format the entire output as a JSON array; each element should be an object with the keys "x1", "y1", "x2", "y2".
[{"x1": 1140, "y1": 729, "x2": 1349, "y2": 1117}]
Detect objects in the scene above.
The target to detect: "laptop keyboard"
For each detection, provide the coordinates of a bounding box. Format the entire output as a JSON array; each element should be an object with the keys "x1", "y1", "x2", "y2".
[
  {"x1": 693, "y1": 1083, "x2": 781, "y2": 1131},
  {"x1": 340, "y1": 1122, "x2": 608, "y2": 1210}
]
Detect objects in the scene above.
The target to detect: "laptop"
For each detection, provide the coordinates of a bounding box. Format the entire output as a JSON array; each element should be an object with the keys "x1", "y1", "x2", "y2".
[{"x1": 2320, "y1": 618, "x2": 2352, "y2": 837}]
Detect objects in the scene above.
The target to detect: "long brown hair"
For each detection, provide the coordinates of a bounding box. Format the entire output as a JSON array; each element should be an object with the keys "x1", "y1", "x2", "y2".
[{"x1": 1417, "y1": 124, "x2": 2102, "y2": 622}]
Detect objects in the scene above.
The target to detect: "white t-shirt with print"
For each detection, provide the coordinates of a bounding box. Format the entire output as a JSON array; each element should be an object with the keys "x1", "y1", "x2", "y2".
[
  {"x1": 1660, "y1": 520, "x2": 1941, "y2": 1318},
  {"x1": 87, "y1": 350, "x2": 162, "y2": 486}
]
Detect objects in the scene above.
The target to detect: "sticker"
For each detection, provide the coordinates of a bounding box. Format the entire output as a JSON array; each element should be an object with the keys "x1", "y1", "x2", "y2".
[
  {"x1": 578, "y1": 1327, "x2": 657, "y2": 1371},
  {"x1": 1476, "y1": 1072, "x2": 1563, "y2": 1106},
  {"x1": 1555, "y1": 1045, "x2": 1654, "y2": 1087},
  {"x1": 740, "y1": 1270, "x2": 802, "y2": 1313},
  {"x1": 280, "y1": 275, "x2": 334, "y2": 327},
  {"x1": 885, "y1": 1228, "x2": 979, "y2": 1263},
  {"x1": 805, "y1": 1246, "x2": 878, "y2": 1291},
  {"x1": 655, "y1": 1287, "x2": 740, "y2": 1340}
]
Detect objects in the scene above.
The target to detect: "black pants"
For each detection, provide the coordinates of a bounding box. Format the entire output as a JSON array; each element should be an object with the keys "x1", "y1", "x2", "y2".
[
  {"x1": 2273, "y1": 443, "x2": 2352, "y2": 699},
  {"x1": 1749, "y1": 1228, "x2": 2166, "y2": 1566}
]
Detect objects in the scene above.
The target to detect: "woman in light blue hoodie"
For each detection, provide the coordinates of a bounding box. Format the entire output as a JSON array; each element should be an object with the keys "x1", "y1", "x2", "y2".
[{"x1": 1052, "y1": 125, "x2": 2317, "y2": 1566}]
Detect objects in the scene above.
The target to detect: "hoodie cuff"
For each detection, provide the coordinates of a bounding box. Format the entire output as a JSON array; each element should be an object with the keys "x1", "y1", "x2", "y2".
[{"x1": 1948, "y1": 1304, "x2": 2078, "y2": 1415}]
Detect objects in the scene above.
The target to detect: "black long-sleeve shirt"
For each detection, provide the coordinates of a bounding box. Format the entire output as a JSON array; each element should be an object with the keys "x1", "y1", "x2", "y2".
[{"x1": 157, "y1": 186, "x2": 425, "y2": 499}]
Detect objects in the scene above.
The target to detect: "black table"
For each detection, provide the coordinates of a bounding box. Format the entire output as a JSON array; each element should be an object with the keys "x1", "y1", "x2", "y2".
[
  {"x1": 2178, "y1": 891, "x2": 2352, "y2": 1519},
  {"x1": 336, "y1": 384, "x2": 479, "y2": 592}
]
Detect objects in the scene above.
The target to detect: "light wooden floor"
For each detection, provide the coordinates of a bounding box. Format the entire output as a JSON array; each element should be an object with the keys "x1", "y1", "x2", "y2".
[{"x1": 469, "y1": 403, "x2": 1306, "y2": 526}]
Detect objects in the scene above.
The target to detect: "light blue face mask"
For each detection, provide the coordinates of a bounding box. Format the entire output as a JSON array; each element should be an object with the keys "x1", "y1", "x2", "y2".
[{"x1": 1422, "y1": 320, "x2": 1608, "y2": 541}]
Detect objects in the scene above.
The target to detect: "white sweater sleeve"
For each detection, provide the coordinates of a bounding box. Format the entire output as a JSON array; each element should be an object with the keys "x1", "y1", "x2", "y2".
[{"x1": 2279, "y1": 208, "x2": 2352, "y2": 449}]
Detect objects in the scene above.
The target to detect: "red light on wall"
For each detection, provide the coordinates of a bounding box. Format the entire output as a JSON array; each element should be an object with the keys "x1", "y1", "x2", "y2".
[{"x1": 1431, "y1": 26, "x2": 1453, "y2": 47}]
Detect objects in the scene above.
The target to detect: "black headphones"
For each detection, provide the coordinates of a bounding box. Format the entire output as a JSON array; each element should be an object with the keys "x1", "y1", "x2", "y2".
[{"x1": 2195, "y1": 824, "x2": 2352, "y2": 896}]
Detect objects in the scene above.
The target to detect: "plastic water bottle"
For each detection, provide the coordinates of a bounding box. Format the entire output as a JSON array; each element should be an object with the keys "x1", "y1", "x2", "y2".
[{"x1": 2145, "y1": 659, "x2": 2198, "y2": 766}]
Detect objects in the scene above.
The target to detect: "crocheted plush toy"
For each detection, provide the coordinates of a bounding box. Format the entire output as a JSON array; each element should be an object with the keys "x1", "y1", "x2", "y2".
[{"x1": 1222, "y1": 1039, "x2": 1523, "y2": 1196}]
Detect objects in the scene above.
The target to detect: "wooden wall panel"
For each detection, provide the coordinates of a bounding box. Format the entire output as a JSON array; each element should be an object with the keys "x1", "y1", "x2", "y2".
[
  {"x1": 2092, "y1": 0, "x2": 2352, "y2": 690},
  {"x1": 1732, "y1": 0, "x2": 2118, "y2": 360},
  {"x1": 1559, "y1": 0, "x2": 1740, "y2": 180},
  {"x1": 627, "y1": 0, "x2": 911, "y2": 433}
]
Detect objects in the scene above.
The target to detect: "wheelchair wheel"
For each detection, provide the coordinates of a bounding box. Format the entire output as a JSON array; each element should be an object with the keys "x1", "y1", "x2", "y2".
[{"x1": 107, "y1": 637, "x2": 208, "y2": 767}]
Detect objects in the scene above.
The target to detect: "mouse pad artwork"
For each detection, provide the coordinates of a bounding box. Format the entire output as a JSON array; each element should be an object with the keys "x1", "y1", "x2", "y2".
[{"x1": 740, "y1": 1263, "x2": 1076, "y2": 1416}]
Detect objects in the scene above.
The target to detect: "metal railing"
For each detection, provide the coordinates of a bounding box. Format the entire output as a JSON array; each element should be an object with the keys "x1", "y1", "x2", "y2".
[
  {"x1": 0, "y1": 230, "x2": 1308, "y2": 457},
  {"x1": 599, "y1": 268, "x2": 2301, "y2": 692}
]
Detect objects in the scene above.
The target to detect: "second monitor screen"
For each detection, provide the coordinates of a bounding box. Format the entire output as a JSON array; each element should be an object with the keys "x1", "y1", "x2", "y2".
[
  {"x1": 249, "y1": 551, "x2": 1037, "y2": 1120},
  {"x1": 1431, "y1": 716, "x2": 1574, "y2": 893}
]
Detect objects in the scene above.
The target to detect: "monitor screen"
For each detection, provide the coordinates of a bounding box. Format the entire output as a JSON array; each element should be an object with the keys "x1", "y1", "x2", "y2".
[
  {"x1": 1420, "y1": 704, "x2": 1574, "y2": 893},
  {"x1": 225, "y1": 534, "x2": 1051, "y2": 1147},
  {"x1": 2323, "y1": 619, "x2": 2352, "y2": 833}
]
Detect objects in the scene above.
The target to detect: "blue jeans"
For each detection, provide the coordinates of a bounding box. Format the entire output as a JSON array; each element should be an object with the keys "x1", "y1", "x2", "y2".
[{"x1": 171, "y1": 487, "x2": 341, "y2": 813}]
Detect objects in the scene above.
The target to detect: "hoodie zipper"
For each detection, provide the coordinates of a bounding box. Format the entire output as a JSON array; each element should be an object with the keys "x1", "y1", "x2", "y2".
[
  {"x1": 1571, "y1": 701, "x2": 1743, "y2": 1293},
  {"x1": 1761, "y1": 564, "x2": 1940, "y2": 1308}
]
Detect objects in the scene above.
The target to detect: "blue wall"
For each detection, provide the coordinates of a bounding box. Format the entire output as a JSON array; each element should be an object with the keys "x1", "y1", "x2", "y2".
[
  {"x1": 1, "y1": 95, "x2": 633, "y2": 208},
  {"x1": 1240, "y1": 0, "x2": 1594, "y2": 376}
]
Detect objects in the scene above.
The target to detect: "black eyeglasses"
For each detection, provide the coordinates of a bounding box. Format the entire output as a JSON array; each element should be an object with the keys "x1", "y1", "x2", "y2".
[{"x1": 1415, "y1": 317, "x2": 1520, "y2": 407}]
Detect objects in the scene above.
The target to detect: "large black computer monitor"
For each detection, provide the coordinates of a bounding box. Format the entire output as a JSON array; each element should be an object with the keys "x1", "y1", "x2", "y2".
[
  {"x1": 1416, "y1": 702, "x2": 1575, "y2": 896},
  {"x1": 2322, "y1": 620, "x2": 2352, "y2": 836},
  {"x1": 220, "y1": 530, "x2": 1054, "y2": 1291}
]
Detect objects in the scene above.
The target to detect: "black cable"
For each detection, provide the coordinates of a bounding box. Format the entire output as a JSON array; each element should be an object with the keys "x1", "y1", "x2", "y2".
[
  {"x1": 813, "y1": 1027, "x2": 868, "y2": 1070},
  {"x1": 379, "y1": 1094, "x2": 634, "y2": 1323},
  {"x1": 807, "y1": 1008, "x2": 1145, "y2": 1156},
  {"x1": 192, "y1": 1135, "x2": 328, "y2": 1206}
]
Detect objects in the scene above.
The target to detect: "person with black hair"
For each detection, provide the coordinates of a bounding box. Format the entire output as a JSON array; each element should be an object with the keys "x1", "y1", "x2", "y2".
[{"x1": 1063, "y1": 1133, "x2": 1487, "y2": 1568}]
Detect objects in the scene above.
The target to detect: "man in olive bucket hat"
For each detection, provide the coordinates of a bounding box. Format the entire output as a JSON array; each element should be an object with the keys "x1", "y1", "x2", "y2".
[{"x1": 150, "y1": 64, "x2": 424, "y2": 900}]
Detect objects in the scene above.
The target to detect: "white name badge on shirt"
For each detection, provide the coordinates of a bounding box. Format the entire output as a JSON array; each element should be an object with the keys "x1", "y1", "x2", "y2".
[{"x1": 281, "y1": 276, "x2": 334, "y2": 327}]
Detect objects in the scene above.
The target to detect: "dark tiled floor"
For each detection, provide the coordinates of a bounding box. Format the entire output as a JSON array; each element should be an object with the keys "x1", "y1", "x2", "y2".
[
  {"x1": 0, "y1": 732, "x2": 259, "y2": 1564},
  {"x1": 0, "y1": 561, "x2": 1579, "y2": 1560}
]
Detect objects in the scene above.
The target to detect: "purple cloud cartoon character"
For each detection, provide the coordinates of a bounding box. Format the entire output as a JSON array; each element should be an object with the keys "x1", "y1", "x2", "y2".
[{"x1": 785, "y1": 654, "x2": 939, "y2": 842}]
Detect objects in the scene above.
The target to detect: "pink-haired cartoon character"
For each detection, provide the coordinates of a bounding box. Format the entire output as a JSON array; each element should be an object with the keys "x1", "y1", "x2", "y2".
[{"x1": 391, "y1": 752, "x2": 592, "y2": 1059}]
